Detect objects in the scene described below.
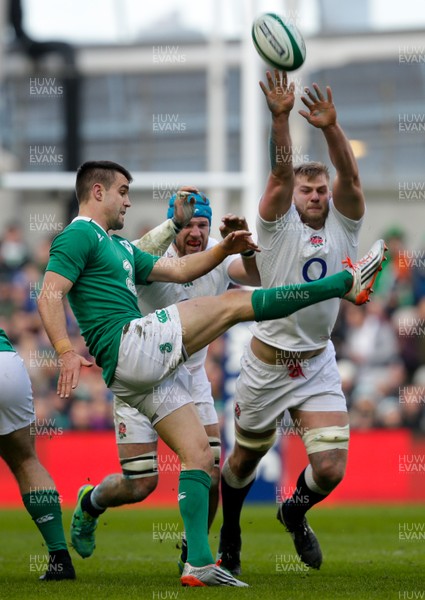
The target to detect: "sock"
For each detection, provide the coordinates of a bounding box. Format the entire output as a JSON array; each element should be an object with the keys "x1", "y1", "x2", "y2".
[
  {"x1": 220, "y1": 460, "x2": 256, "y2": 540},
  {"x1": 251, "y1": 271, "x2": 353, "y2": 321},
  {"x1": 178, "y1": 470, "x2": 214, "y2": 567},
  {"x1": 81, "y1": 486, "x2": 105, "y2": 518},
  {"x1": 22, "y1": 490, "x2": 68, "y2": 552},
  {"x1": 283, "y1": 467, "x2": 329, "y2": 526}
]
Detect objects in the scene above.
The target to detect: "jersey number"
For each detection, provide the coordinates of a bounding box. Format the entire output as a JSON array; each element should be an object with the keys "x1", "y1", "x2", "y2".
[{"x1": 123, "y1": 259, "x2": 137, "y2": 296}]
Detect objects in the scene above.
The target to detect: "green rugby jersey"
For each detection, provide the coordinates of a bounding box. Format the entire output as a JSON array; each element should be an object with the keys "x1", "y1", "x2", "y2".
[
  {"x1": 0, "y1": 328, "x2": 14, "y2": 352},
  {"x1": 46, "y1": 218, "x2": 160, "y2": 386}
]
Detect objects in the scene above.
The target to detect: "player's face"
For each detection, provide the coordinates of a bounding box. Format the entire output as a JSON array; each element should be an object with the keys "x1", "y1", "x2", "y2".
[
  {"x1": 293, "y1": 174, "x2": 330, "y2": 229},
  {"x1": 104, "y1": 172, "x2": 131, "y2": 231},
  {"x1": 173, "y1": 217, "x2": 210, "y2": 256}
]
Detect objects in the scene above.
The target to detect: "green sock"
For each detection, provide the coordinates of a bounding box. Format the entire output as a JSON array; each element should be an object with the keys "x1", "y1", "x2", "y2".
[
  {"x1": 22, "y1": 490, "x2": 68, "y2": 552},
  {"x1": 251, "y1": 270, "x2": 353, "y2": 322},
  {"x1": 178, "y1": 470, "x2": 214, "y2": 567}
]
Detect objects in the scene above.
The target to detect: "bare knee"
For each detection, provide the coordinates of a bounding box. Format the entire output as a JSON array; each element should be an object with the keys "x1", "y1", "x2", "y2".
[
  {"x1": 0, "y1": 428, "x2": 36, "y2": 476},
  {"x1": 197, "y1": 445, "x2": 215, "y2": 475},
  {"x1": 229, "y1": 444, "x2": 264, "y2": 479},
  {"x1": 310, "y1": 451, "x2": 347, "y2": 491},
  {"x1": 124, "y1": 475, "x2": 158, "y2": 503},
  {"x1": 221, "y1": 289, "x2": 254, "y2": 326},
  {"x1": 180, "y1": 441, "x2": 214, "y2": 475}
]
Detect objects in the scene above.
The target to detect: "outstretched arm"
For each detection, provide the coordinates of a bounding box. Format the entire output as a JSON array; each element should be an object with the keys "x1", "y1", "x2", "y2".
[
  {"x1": 299, "y1": 84, "x2": 365, "y2": 220},
  {"x1": 259, "y1": 70, "x2": 295, "y2": 222},
  {"x1": 147, "y1": 230, "x2": 259, "y2": 284},
  {"x1": 37, "y1": 271, "x2": 93, "y2": 399},
  {"x1": 134, "y1": 188, "x2": 196, "y2": 255}
]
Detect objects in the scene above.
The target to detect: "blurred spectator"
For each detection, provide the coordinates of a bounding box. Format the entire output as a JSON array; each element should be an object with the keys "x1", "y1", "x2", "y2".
[
  {"x1": 399, "y1": 384, "x2": 425, "y2": 434},
  {"x1": 349, "y1": 385, "x2": 378, "y2": 430},
  {"x1": 411, "y1": 235, "x2": 425, "y2": 303},
  {"x1": 0, "y1": 221, "x2": 29, "y2": 274},
  {"x1": 374, "y1": 227, "x2": 414, "y2": 312},
  {"x1": 340, "y1": 301, "x2": 399, "y2": 367},
  {"x1": 336, "y1": 359, "x2": 356, "y2": 407},
  {"x1": 375, "y1": 397, "x2": 402, "y2": 429}
]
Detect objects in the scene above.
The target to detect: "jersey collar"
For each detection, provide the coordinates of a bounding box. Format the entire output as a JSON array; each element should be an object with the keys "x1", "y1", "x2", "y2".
[{"x1": 72, "y1": 216, "x2": 108, "y2": 235}]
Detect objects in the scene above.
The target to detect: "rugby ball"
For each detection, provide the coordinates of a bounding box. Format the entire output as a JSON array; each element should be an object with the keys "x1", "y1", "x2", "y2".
[{"x1": 252, "y1": 13, "x2": 306, "y2": 71}]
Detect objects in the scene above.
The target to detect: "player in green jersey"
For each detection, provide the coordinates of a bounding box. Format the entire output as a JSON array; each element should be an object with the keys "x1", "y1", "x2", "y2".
[
  {"x1": 66, "y1": 192, "x2": 261, "y2": 573},
  {"x1": 38, "y1": 160, "x2": 386, "y2": 587},
  {"x1": 0, "y1": 328, "x2": 75, "y2": 581}
]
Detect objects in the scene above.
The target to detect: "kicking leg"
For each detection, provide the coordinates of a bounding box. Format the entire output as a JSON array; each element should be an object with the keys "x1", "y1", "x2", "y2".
[{"x1": 177, "y1": 239, "x2": 386, "y2": 355}]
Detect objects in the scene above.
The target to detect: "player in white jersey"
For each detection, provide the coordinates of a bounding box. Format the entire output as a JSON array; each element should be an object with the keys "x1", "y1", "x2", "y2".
[
  {"x1": 218, "y1": 71, "x2": 385, "y2": 574},
  {"x1": 69, "y1": 191, "x2": 260, "y2": 570}
]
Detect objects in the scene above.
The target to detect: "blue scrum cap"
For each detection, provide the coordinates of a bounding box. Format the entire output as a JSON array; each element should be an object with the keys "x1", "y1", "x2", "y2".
[{"x1": 167, "y1": 192, "x2": 212, "y2": 225}]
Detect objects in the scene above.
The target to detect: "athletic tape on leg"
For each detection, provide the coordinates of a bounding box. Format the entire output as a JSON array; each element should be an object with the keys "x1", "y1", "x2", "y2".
[
  {"x1": 235, "y1": 429, "x2": 276, "y2": 453},
  {"x1": 302, "y1": 425, "x2": 349, "y2": 455},
  {"x1": 208, "y1": 436, "x2": 221, "y2": 467},
  {"x1": 120, "y1": 452, "x2": 158, "y2": 479}
]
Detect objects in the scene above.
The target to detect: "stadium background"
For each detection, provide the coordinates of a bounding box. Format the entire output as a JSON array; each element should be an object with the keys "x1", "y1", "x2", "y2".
[{"x1": 0, "y1": 0, "x2": 424, "y2": 508}]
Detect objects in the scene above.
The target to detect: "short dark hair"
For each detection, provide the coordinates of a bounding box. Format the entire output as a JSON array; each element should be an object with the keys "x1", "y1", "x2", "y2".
[
  {"x1": 75, "y1": 161, "x2": 133, "y2": 204},
  {"x1": 294, "y1": 161, "x2": 330, "y2": 182}
]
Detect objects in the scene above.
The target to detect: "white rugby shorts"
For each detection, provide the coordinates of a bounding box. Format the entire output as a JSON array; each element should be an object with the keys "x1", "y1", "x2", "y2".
[
  {"x1": 0, "y1": 352, "x2": 35, "y2": 435},
  {"x1": 111, "y1": 305, "x2": 196, "y2": 426},
  {"x1": 233, "y1": 341, "x2": 347, "y2": 433},
  {"x1": 114, "y1": 362, "x2": 218, "y2": 443}
]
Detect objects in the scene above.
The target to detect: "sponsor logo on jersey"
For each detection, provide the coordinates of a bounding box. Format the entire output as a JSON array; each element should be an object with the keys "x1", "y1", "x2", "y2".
[
  {"x1": 177, "y1": 492, "x2": 186, "y2": 501},
  {"x1": 159, "y1": 342, "x2": 173, "y2": 354},
  {"x1": 309, "y1": 235, "x2": 324, "y2": 247},
  {"x1": 120, "y1": 240, "x2": 134, "y2": 254},
  {"x1": 96, "y1": 232, "x2": 104, "y2": 243},
  {"x1": 155, "y1": 309, "x2": 169, "y2": 324}
]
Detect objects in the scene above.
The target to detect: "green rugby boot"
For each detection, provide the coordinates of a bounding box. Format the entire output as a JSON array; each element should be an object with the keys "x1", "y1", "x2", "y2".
[{"x1": 70, "y1": 485, "x2": 98, "y2": 558}]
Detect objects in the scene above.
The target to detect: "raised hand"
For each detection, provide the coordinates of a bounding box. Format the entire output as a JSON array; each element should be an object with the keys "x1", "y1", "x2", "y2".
[
  {"x1": 219, "y1": 214, "x2": 250, "y2": 239},
  {"x1": 172, "y1": 188, "x2": 197, "y2": 229},
  {"x1": 259, "y1": 70, "x2": 295, "y2": 117},
  {"x1": 299, "y1": 83, "x2": 337, "y2": 129}
]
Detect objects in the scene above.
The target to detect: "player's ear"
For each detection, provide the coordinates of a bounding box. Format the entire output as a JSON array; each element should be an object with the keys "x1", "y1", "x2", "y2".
[{"x1": 92, "y1": 183, "x2": 104, "y2": 202}]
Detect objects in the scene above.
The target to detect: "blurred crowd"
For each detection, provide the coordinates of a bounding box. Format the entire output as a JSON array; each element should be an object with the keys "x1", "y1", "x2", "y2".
[{"x1": 1, "y1": 223, "x2": 424, "y2": 434}]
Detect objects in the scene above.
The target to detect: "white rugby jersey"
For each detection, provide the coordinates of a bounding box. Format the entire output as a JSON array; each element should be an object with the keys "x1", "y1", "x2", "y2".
[
  {"x1": 251, "y1": 200, "x2": 363, "y2": 351},
  {"x1": 137, "y1": 238, "x2": 237, "y2": 368}
]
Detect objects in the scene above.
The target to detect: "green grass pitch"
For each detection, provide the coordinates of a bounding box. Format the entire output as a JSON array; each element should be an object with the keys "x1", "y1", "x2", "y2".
[{"x1": 0, "y1": 504, "x2": 424, "y2": 599}]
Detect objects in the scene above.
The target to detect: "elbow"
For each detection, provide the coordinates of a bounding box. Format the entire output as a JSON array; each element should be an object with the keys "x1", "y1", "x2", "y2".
[
  {"x1": 37, "y1": 293, "x2": 50, "y2": 318},
  {"x1": 270, "y1": 170, "x2": 294, "y2": 186},
  {"x1": 37, "y1": 289, "x2": 62, "y2": 314}
]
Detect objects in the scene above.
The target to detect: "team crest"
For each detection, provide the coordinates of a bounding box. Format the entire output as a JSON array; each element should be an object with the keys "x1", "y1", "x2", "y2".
[
  {"x1": 118, "y1": 422, "x2": 127, "y2": 440},
  {"x1": 120, "y1": 240, "x2": 134, "y2": 254},
  {"x1": 234, "y1": 403, "x2": 241, "y2": 419},
  {"x1": 310, "y1": 235, "x2": 324, "y2": 247}
]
